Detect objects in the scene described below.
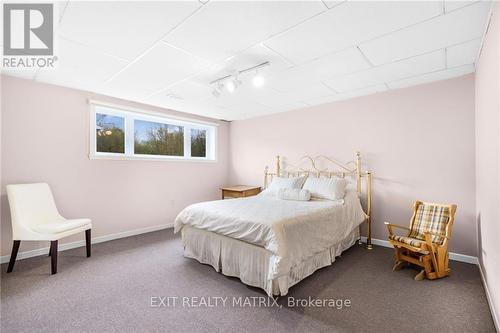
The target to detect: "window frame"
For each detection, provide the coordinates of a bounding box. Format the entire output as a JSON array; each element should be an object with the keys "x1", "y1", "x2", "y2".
[{"x1": 89, "y1": 101, "x2": 217, "y2": 162}]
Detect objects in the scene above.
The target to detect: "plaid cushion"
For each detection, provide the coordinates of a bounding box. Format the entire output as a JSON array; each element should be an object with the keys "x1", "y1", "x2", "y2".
[
  {"x1": 409, "y1": 204, "x2": 450, "y2": 245},
  {"x1": 389, "y1": 235, "x2": 423, "y2": 248}
]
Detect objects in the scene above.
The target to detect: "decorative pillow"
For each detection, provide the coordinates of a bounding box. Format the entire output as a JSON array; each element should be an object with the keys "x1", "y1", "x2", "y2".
[
  {"x1": 302, "y1": 177, "x2": 347, "y2": 200},
  {"x1": 276, "y1": 188, "x2": 311, "y2": 201},
  {"x1": 266, "y1": 176, "x2": 307, "y2": 193}
]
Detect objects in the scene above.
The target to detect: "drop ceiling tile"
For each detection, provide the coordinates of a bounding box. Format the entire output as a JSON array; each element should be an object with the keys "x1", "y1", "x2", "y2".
[
  {"x1": 322, "y1": 1, "x2": 346, "y2": 10},
  {"x1": 163, "y1": 1, "x2": 326, "y2": 62},
  {"x1": 269, "y1": 102, "x2": 308, "y2": 113},
  {"x1": 35, "y1": 38, "x2": 128, "y2": 93},
  {"x1": 145, "y1": 89, "x2": 224, "y2": 119},
  {"x1": 302, "y1": 93, "x2": 339, "y2": 106},
  {"x1": 265, "y1": 1, "x2": 442, "y2": 64},
  {"x1": 229, "y1": 102, "x2": 276, "y2": 120},
  {"x1": 387, "y1": 64, "x2": 475, "y2": 89},
  {"x1": 58, "y1": 1, "x2": 202, "y2": 61},
  {"x1": 57, "y1": 1, "x2": 70, "y2": 22},
  {"x1": 359, "y1": 1, "x2": 491, "y2": 66},
  {"x1": 305, "y1": 84, "x2": 388, "y2": 106},
  {"x1": 274, "y1": 82, "x2": 335, "y2": 102},
  {"x1": 447, "y1": 38, "x2": 482, "y2": 67},
  {"x1": 248, "y1": 89, "x2": 302, "y2": 108},
  {"x1": 160, "y1": 80, "x2": 213, "y2": 102},
  {"x1": 444, "y1": 0, "x2": 479, "y2": 13},
  {"x1": 145, "y1": 80, "x2": 222, "y2": 118},
  {"x1": 332, "y1": 84, "x2": 389, "y2": 102},
  {"x1": 103, "y1": 42, "x2": 210, "y2": 100},
  {"x1": 226, "y1": 44, "x2": 293, "y2": 75},
  {"x1": 267, "y1": 47, "x2": 371, "y2": 91},
  {"x1": 324, "y1": 50, "x2": 445, "y2": 92}
]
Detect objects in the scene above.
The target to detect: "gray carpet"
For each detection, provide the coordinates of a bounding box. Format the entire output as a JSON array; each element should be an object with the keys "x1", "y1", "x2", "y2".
[{"x1": 1, "y1": 229, "x2": 495, "y2": 333}]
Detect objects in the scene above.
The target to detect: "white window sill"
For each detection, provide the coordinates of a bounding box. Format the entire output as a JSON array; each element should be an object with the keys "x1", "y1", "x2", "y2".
[{"x1": 89, "y1": 153, "x2": 217, "y2": 163}]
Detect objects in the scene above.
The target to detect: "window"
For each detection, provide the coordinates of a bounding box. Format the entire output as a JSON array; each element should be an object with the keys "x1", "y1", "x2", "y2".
[
  {"x1": 134, "y1": 120, "x2": 184, "y2": 156},
  {"x1": 191, "y1": 128, "x2": 206, "y2": 158},
  {"x1": 90, "y1": 102, "x2": 216, "y2": 161},
  {"x1": 96, "y1": 113, "x2": 125, "y2": 153}
]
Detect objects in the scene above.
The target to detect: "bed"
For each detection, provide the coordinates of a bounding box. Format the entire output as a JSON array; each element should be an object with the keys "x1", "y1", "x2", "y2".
[{"x1": 174, "y1": 153, "x2": 373, "y2": 296}]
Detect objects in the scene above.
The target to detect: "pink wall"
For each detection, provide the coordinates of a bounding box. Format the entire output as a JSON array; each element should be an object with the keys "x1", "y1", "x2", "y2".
[
  {"x1": 0, "y1": 67, "x2": 480, "y2": 259},
  {"x1": 0, "y1": 75, "x2": 230, "y2": 256},
  {"x1": 229, "y1": 75, "x2": 477, "y2": 256},
  {"x1": 475, "y1": 3, "x2": 500, "y2": 326}
]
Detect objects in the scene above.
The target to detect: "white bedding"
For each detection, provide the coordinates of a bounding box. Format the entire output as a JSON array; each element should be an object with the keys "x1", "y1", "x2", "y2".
[{"x1": 174, "y1": 191, "x2": 367, "y2": 279}]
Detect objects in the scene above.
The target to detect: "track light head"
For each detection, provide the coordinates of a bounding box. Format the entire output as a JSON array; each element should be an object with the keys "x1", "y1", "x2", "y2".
[
  {"x1": 252, "y1": 73, "x2": 265, "y2": 87},
  {"x1": 226, "y1": 79, "x2": 236, "y2": 93},
  {"x1": 212, "y1": 81, "x2": 224, "y2": 97},
  {"x1": 228, "y1": 72, "x2": 243, "y2": 93}
]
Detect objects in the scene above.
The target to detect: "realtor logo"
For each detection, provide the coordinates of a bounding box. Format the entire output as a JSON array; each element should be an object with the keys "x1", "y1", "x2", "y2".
[
  {"x1": 2, "y1": 3, "x2": 56, "y2": 69},
  {"x1": 3, "y1": 3, "x2": 53, "y2": 56}
]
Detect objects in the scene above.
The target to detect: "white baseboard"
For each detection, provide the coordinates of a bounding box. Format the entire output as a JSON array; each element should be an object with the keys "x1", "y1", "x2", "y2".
[
  {"x1": 0, "y1": 223, "x2": 173, "y2": 264},
  {"x1": 4, "y1": 230, "x2": 477, "y2": 266},
  {"x1": 478, "y1": 262, "x2": 500, "y2": 332},
  {"x1": 360, "y1": 236, "x2": 479, "y2": 265}
]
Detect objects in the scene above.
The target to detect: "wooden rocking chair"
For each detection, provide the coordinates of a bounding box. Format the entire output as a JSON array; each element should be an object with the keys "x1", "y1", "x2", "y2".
[{"x1": 385, "y1": 201, "x2": 457, "y2": 281}]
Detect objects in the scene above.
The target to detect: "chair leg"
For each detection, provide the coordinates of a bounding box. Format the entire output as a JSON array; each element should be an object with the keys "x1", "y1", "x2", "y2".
[
  {"x1": 422, "y1": 255, "x2": 435, "y2": 279},
  {"x1": 392, "y1": 247, "x2": 407, "y2": 271},
  {"x1": 50, "y1": 240, "x2": 58, "y2": 275},
  {"x1": 7, "y1": 241, "x2": 21, "y2": 273},
  {"x1": 85, "y1": 229, "x2": 91, "y2": 258},
  {"x1": 414, "y1": 270, "x2": 426, "y2": 281},
  {"x1": 393, "y1": 260, "x2": 407, "y2": 271}
]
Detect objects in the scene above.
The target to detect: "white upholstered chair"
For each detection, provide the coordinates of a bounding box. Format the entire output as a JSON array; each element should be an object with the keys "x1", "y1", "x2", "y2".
[{"x1": 6, "y1": 183, "x2": 92, "y2": 274}]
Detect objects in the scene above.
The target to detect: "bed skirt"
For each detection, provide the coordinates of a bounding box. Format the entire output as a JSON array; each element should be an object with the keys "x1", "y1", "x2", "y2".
[{"x1": 181, "y1": 226, "x2": 360, "y2": 297}]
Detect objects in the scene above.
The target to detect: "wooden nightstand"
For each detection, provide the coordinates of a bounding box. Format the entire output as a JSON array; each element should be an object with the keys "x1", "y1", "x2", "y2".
[{"x1": 221, "y1": 185, "x2": 261, "y2": 199}]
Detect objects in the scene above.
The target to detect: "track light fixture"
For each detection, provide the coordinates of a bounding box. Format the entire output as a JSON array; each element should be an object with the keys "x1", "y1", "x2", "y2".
[
  {"x1": 226, "y1": 73, "x2": 239, "y2": 93},
  {"x1": 226, "y1": 80, "x2": 236, "y2": 93},
  {"x1": 210, "y1": 61, "x2": 270, "y2": 97},
  {"x1": 212, "y1": 80, "x2": 224, "y2": 97},
  {"x1": 252, "y1": 70, "x2": 265, "y2": 87}
]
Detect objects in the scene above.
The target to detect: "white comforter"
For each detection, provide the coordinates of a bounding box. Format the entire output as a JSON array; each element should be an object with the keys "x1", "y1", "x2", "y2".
[{"x1": 174, "y1": 191, "x2": 367, "y2": 278}]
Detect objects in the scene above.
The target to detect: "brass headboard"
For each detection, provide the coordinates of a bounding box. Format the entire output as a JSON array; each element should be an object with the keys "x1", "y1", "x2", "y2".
[{"x1": 264, "y1": 152, "x2": 372, "y2": 249}]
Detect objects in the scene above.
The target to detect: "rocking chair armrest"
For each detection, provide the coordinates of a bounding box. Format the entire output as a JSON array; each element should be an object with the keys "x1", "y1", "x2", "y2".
[
  {"x1": 385, "y1": 222, "x2": 410, "y2": 237},
  {"x1": 384, "y1": 222, "x2": 411, "y2": 231}
]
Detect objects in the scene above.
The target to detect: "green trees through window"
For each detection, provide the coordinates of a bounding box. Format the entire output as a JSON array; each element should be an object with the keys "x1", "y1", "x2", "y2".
[
  {"x1": 191, "y1": 129, "x2": 206, "y2": 157},
  {"x1": 134, "y1": 120, "x2": 184, "y2": 156},
  {"x1": 93, "y1": 105, "x2": 213, "y2": 160},
  {"x1": 96, "y1": 113, "x2": 125, "y2": 153}
]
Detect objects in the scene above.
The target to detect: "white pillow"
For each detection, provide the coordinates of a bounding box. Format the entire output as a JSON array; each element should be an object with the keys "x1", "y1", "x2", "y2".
[
  {"x1": 266, "y1": 176, "x2": 307, "y2": 192},
  {"x1": 302, "y1": 177, "x2": 347, "y2": 200},
  {"x1": 345, "y1": 182, "x2": 357, "y2": 193},
  {"x1": 276, "y1": 188, "x2": 311, "y2": 201},
  {"x1": 345, "y1": 182, "x2": 360, "y2": 197}
]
